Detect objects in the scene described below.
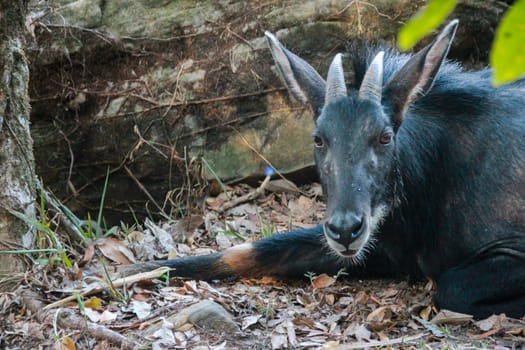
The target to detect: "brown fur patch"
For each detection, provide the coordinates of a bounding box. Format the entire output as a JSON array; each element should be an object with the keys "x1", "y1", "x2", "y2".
[{"x1": 221, "y1": 243, "x2": 256, "y2": 274}]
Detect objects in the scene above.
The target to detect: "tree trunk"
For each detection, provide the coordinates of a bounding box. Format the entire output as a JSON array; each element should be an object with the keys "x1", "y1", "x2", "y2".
[{"x1": 0, "y1": 0, "x2": 35, "y2": 283}]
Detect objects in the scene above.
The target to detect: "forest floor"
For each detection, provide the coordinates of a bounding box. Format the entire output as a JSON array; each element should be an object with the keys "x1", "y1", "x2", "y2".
[{"x1": 1, "y1": 180, "x2": 525, "y2": 349}]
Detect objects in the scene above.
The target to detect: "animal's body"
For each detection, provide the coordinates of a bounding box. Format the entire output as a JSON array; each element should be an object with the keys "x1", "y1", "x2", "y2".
[{"x1": 142, "y1": 21, "x2": 525, "y2": 318}]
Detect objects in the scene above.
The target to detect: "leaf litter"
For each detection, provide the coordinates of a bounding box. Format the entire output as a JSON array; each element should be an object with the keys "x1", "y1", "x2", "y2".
[{"x1": 2, "y1": 182, "x2": 525, "y2": 349}]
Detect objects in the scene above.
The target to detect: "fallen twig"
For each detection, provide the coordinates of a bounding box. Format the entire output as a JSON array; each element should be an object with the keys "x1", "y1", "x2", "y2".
[
  {"x1": 101, "y1": 88, "x2": 285, "y2": 119},
  {"x1": 217, "y1": 175, "x2": 271, "y2": 212},
  {"x1": 43, "y1": 267, "x2": 170, "y2": 311},
  {"x1": 327, "y1": 332, "x2": 427, "y2": 349},
  {"x1": 22, "y1": 289, "x2": 141, "y2": 349}
]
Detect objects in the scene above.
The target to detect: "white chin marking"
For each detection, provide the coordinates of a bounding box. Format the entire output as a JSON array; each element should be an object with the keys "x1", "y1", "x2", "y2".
[
  {"x1": 370, "y1": 204, "x2": 388, "y2": 231},
  {"x1": 324, "y1": 229, "x2": 371, "y2": 257}
]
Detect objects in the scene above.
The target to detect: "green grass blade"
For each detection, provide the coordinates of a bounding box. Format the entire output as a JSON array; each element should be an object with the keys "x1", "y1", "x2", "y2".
[
  {"x1": 201, "y1": 157, "x2": 230, "y2": 199},
  {"x1": 8, "y1": 209, "x2": 50, "y2": 232},
  {"x1": 97, "y1": 167, "x2": 111, "y2": 234}
]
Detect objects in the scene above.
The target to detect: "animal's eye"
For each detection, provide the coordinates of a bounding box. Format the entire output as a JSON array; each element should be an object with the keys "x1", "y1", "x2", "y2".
[
  {"x1": 313, "y1": 135, "x2": 324, "y2": 148},
  {"x1": 379, "y1": 130, "x2": 393, "y2": 145}
]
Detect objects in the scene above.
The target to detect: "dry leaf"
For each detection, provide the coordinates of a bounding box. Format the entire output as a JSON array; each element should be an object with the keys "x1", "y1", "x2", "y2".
[
  {"x1": 215, "y1": 231, "x2": 233, "y2": 249},
  {"x1": 184, "y1": 280, "x2": 198, "y2": 293},
  {"x1": 475, "y1": 313, "x2": 506, "y2": 332},
  {"x1": 129, "y1": 300, "x2": 152, "y2": 320},
  {"x1": 286, "y1": 319, "x2": 298, "y2": 347},
  {"x1": 307, "y1": 183, "x2": 323, "y2": 197},
  {"x1": 292, "y1": 316, "x2": 315, "y2": 329},
  {"x1": 311, "y1": 274, "x2": 336, "y2": 289},
  {"x1": 242, "y1": 315, "x2": 262, "y2": 330},
  {"x1": 145, "y1": 219, "x2": 177, "y2": 251},
  {"x1": 96, "y1": 237, "x2": 136, "y2": 264},
  {"x1": 338, "y1": 296, "x2": 353, "y2": 306},
  {"x1": 347, "y1": 323, "x2": 371, "y2": 341},
  {"x1": 367, "y1": 306, "x2": 393, "y2": 331},
  {"x1": 322, "y1": 341, "x2": 341, "y2": 349},
  {"x1": 271, "y1": 333, "x2": 287, "y2": 349},
  {"x1": 79, "y1": 241, "x2": 95, "y2": 267},
  {"x1": 99, "y1": 309, "x2": 118, "y2": 323},
  {"x1": 431, "y1": 309, "x2": 473, "y2": 325},
  {"x1": 378, "y1": 288, "x2": 399, "y2": 299},
  {"x1": 354, "y1": 290, "x2": 369, "y2": 305},
  {"x1": 167, "y1": 249, "x2": 177, "y2": 259},
  {"x1": 126, "y1": 230, "x2": 144, "y2": 243},
  {"x1": 407, "y1": 319, "x2": 421, "y2": 330},
  {"x1": 173, "y1": 215, "x2": 204, "y2": 244},
  {"x1": 288, "y1": 196, "x2": 315, "y2": 218},
  {"x1": 133, "y1": 293, "x2": 149, "y2": 301},
  {"x1": 210, "y1": 341, "x2": 228, "y2": 350},
  {"x1": 419, "y1": 305, "x2": 432, "y2": 321},
  {"x1": 150, "y1": 320, "x2": 176, "y2": 345},
  {"x1": 376, "y1": 330, "x2": 389, "y2": 341},
  {"x1": 366, "y1": 306, "x2": 390, "y2": 323},
  {"x1": 83, "y1": 308, "x2": 101, "y2": 323},
  {"x1": 424, "y1": 278, "x2": 436, "y2": 292},
  {"x1": 265, "y1": 179, "x2": 300, "y2": 193},
  {"x1": 56, "y1": 336, "x2": 76, "y2": 350}
]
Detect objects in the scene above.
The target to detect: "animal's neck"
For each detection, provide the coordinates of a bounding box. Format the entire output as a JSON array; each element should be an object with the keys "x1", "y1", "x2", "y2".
[{"x1": 394, "y1": 115, "x2": 451, "y2": 216}]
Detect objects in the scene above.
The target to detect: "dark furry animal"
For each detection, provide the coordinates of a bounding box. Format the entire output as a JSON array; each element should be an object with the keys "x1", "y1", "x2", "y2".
[{"x1": 142, "y1": 21, "x2": 525, "y2": 318}]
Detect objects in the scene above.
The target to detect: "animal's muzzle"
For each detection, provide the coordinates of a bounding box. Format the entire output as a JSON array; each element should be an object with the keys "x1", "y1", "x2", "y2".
[{"x1": 324, "y1": 212, "x2": 366, "y2": 254}]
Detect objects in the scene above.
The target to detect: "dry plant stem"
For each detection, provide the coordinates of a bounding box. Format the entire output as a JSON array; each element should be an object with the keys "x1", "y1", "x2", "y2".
[
  {"x1": 22, "y1": 290, "x2": 140, "y2": 349},
  {"x1": 43, "y1": 267, "x2": 170, "y2": 311},
  {"x1": 123, "y1": 165, "x2": 167, "y2": 216},
  {"x1": 101, "y1": 88, "x2": 285, "y2": 120},
  {"x1": 332, "y1": 332, "x2": 427, "y2": 349},
  {"x1": 218, "y1": 175, "x2": 271, "y2": 213}
]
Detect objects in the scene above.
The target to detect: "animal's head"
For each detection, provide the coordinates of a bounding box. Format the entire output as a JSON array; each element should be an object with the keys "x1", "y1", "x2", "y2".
[{"x1": 265, "y1": 21, "x2": 458, "y2": 259}]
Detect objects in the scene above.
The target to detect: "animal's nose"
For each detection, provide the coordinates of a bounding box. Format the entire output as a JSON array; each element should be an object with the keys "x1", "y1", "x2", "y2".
[{"x1": 325, "y1": 212, "x2": 364, "y2": 247}]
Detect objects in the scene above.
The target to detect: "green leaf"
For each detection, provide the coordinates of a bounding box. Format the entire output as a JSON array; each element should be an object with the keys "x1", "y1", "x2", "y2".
[
  {"x1": 398, "y1": 0, "x2": 457, "y2": 51},
  {"x1": 491, "y1": 0, "x2": 525, "y2": 86}
]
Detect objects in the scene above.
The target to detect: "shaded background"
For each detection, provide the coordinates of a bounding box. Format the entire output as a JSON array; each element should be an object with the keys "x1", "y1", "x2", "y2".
[{"x1": 28, "y1": 0, "x2": 510, "y2": 223}]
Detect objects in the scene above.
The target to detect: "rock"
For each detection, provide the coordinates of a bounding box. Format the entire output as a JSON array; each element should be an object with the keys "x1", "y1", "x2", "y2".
[
  {"x1": 53, "y1": 0, "x2": 103, "y2": 28},
  {"x1": 144, "y1": 300, "x2": 239, "y2": 336}
]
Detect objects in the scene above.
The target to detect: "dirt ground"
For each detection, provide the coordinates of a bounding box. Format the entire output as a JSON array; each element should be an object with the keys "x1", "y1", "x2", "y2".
[{"x1": 1, "y1": 181, "x2": 525, "y2": 349}]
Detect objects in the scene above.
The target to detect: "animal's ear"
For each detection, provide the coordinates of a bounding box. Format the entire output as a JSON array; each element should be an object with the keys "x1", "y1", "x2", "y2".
[
  {"x1": 265, "y1": 31, "x2": 326, "y2": 117},
  {"x1": 384, "y1": 20, "x2": 458, "y2": 129}
]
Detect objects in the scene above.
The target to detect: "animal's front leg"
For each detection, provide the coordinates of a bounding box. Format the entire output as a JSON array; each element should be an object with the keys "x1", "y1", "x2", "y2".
[
  {"x1": 434, "y1": 248, "x2": 525, "y2": 318},
  {"x1": 121, "y1": 225, "x2": 398, "y2": 281}
]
